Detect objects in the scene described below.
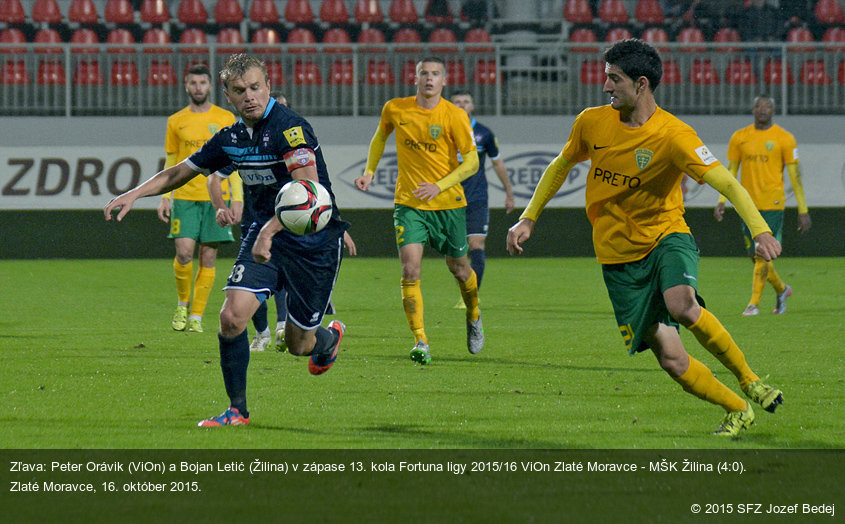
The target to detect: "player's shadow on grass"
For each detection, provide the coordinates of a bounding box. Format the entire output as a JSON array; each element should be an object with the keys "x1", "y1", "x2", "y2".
[{"x1": 367, "y1": 353, "x2": 660, "y2": 374}]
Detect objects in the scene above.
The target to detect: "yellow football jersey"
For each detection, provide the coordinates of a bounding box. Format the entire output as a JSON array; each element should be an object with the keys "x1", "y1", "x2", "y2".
[
  {"x1": 727, "y1": 124, "x2": 798, "y2": 211},
  {"x1": 165, "y1": 104, "x2": 237, "y2": 201},
  {"x1": 378, "y1": 96, "x2": 476, "y2": 210},
  {"x1": 562, "y1": 106, "x2": 721, "y2": 264}
]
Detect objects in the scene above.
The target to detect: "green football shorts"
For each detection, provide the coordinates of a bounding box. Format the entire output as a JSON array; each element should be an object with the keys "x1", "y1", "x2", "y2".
[
  {"x1": 602, "y1": 233, "x2": 704, "y2": 355},
  {"x1": 393, "y1": 204, "x2": 469, "y2": 258},
  {"x1": 742, "y1": 209, "x2": 783, "y2": 256},
  {"x1": 168, "y1": 199, "x2": 235, "y2": 243}
]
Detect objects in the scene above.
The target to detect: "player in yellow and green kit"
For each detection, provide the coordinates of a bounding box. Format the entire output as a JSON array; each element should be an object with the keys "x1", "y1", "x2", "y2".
[
  {"x1": 354, "y1": 57, "x2": 482, "y2": 364},
  {"x1": 157, "y1": 64, "x2": 243, "y2": 333},
  {"x1": 714, "y1": 94, "x2": 811, "y2": 316},
  {"x1": 507, "y1": 39, "x2": 784, "y2": 437}
]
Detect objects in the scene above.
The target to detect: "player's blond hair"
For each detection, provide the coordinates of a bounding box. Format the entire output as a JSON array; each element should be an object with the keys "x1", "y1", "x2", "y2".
[{"x1": 220, "y1": 54, "x2": 268, "y2": 90}]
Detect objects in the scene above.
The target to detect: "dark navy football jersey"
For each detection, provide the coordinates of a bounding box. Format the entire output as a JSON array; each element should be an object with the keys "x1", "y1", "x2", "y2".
[
  {"x1": 186, "y1": 98, "x2": 343, "y2": 246},
  {"x1": 460, "y1": 118, "x2": 500, "y2": 204}
]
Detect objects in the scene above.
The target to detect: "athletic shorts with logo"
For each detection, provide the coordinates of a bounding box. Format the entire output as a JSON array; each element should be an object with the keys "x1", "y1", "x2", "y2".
[
  {"x1": 741, "y1": 209, "x2": 783, "y2": 256},
  {"x1": 393, "y1": 204, "x2": 469, "y2": 258},
  {"x1": 602, "y1": 233, "x2": 705, "y2": 355},
  {"x1": 224, "y1": 223, "x2": 345, "y2": 330},
  {"x1": 168, "y1": 199, "x2": 235, "y2": 243},
  {"x1": 464, "y1": 200, "x2": 490, "y2": 237}
]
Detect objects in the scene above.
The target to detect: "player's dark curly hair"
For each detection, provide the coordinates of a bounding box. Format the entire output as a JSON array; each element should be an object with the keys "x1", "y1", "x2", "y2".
[
  {"x1": 219, "y1": 54, "x2": 268, "y2": 90},
  {"x1": 603, "y1": 39, "x2": 663, "y2": 91}
]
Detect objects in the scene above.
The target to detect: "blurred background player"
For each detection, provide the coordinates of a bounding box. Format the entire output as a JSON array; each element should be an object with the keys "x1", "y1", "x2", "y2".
[
  {"x1": 354, "y1": 57, "x2": 483, "y2": 364},
  {"x1": 714, "y1": 94, "x2": 811, "y2": 316},
  {"x1": 157, "y1": 64, "x2": 242, "y2": 333},
  {"x1": 450, "y1": 91, "x2": 514, "y2": 309}
]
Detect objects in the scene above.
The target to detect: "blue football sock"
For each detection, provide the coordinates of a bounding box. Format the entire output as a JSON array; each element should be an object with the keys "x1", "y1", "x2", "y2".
[
  {"x1": 469, "y1": 248, "x2": 486, "y2": 288},
  {"x1": 218, "y1": 330, "x2": 250, "y2": 417},
  {"x1": 252, "y1": 300, "x2": 268, "y2": 333}
]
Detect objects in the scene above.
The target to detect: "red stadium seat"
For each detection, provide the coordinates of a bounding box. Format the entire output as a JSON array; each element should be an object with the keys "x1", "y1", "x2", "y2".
[
  {"x1": 249, "y1": 0, "x2": 279, "y2": 24},
  {"x1": 763, "y1": 59, "x2": 794, "y2": 85},
  {"x1": 266, "y1": 60, "x2": 285, "y2": 85},
  {"x1": 424, "y1": 0, "x2": 452, "y2": 23},
  {"x1": 70, "y1": 28, "x2": 100, "y2": 54},
  {"x1": 725, "y1": 59, "x2": 757, "y2": 85},
  {"x1": 251, "y1": 27, "x2": 282, "y2": 54},
  {"x1": 357, "y1": 27, "x2": 386, "y2": 53},
  {"x1": 787, "y1": 26, "x2": 815, "y2": 52},
  {"x1": 139, "y1": 0, "x2": 170, "y2": 24},
  {"x1": 214, "y1": 0, "x2": 243, "y2": 24},
  {"x1": 429, "y1": 27, "x2": 458, "y2": 53},
  {"x1": 473, "y1": 59, "x2": 497, "y2": 85},
  {"x1": 0, "y1": 60, "x2": 28, "y2": 84},
  {"x1": 293, "y1": 60, "x2": 322, "y2": 85},
  {"x1": 605, "y1": 27, "x2": 632, "y2": 42},
  {"x1": 799, "y1": 59, "x2": 832, "y2": 84},
  {"x1": 393, "y1": 27, "x2": 422, "y2": 53},
  {"x1": 319, "y1": 0, "x2": 348, "y2": 24},
  {"x1": 32, "y1": 0, "x2": 63, "y2": 23},
  {"x1": 147, "y1": 60, "x2": 177, "y2": 85},
  {"x1": 465, "y1": 27, "x2": 493, "y2": 53},
  {"x1": 598, "y1": 0, "x2": 628, "y2": 24},
  {"x1": 569, "y1": 27, "x2": 598, "y2": 53},
  {"x1": 563, "y1": 0, "x2": 592, "y2": 24},
  {"x1": 73, "y1": 60, "x2": 104, "y2": 85},
  {"x1": 107, "y1": 28, "x2": 135, "y2": 53},
  {"x1": 354, "y1": 0, "x2": 384, "y2": 24},
  {"x1": 110, "y1": 59, "x2": 139, "y2": 85},
  {"x1": 217, "y1": 27, "x2": 245, "y2": 53},
  {"x1": 822, "y1": 26, "x2": 845, "y2": 52},
  {"x1": 446, "y1": 60, "x2": 466, "y2": 85},
  {"x1": 634, "y1": 0, "x2": 663, "y2": 25},
  {"x1": 690, "y1": 59, "x2": 719, "y2": 84},
  {"x1": 287, "y1": 27, "x2": 316, "y2": 53},
  {"x1": 838, "y1": 60, "x2": 845, "y2": 84},
  {"x1": 662, "y1": 59, "x2": 681, "y2": 85},
  {"x1": 389, "y1": 0, "x2": 418, "y2": 23},
  {"x1": 0, "y1": 28, "x2": 26, "y2": 54},
  {"x1": 322, "y1": 27, "x2": 351, "y2": 53},
  {"x1": 104, "y1": 0, "x2": 133, "y2": 24},
  {"x1": 329, "y1": 59, "x2": 354, "y2": 85},
  {"x1": 713, "y1": 27, "x2": 741, "y2": 52},
  {"x1": 641, "y1": 26, "x2": 669, "y2": 52},
  {"x1": 68, "y1": 0, "x2": 99, "y2": 24},
  {"x1": 815, "y1": 0, "x2": 845, "y2": 24},
  {"x1": 284, "y1": 0, "x2": 313, "y2": 24},
  {"x1": 34, "y1": 28, "x2": 63, "y2": 54},
  {"x1": 142, "y1": 28, "x2": 172, "y2": 54},
  {"x1": 37, "y1": 60, "x2": 66, "y2": 84},
  {"x1": 177, "y1": 0, "x2": 208, "y2": 25},
  {"x1": 677, "y1": 26, "x2": 706, "y2": 53},
  {"x1": 580, "y1": 59, "x2": 605, "y2": 84},
  {"x1": 401, "y1": 59, "x2": 416, "y2": 84},
  {"x1": 365, "y1": 59, "x2": 394, "y2": 85},
  {"x1": 0, "y1": 0, "x2": 26, "y2": 24},
  {"x1": 179, "y1": 27, "x2": 208, "y2": 54}
]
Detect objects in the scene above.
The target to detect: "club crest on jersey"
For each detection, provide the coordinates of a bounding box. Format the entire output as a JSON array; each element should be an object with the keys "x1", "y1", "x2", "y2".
[
  {"x1": 208, "y1": 124, "x2": 219, "y2": 134},
  {"x1": 429, "y1": 124, "x2": 442, "y2": 140},
  {"x1": 263, "y1": 131, "x2": 271, "y2": 147},
  {"x1": 766, "y1": 140, "x2": 775, "y2": 151},
  {"x1": 635, "y1": 148, "x2": 653, "y2": 169},
  {"x1": 283, "y1": 126, "x2": 306, "y2": 147}
]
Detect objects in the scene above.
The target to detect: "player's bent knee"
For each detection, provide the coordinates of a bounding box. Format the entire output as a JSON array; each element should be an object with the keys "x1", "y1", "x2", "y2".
[{"x1": 219, "y1": 309, "x2": 248, "y2": 338}]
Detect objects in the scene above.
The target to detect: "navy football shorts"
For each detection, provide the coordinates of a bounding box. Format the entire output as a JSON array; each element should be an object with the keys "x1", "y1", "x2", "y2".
[
  {"x1": 465, "y1": 200, "x2": 490, "y2": 237},
  {"x1": 224, "y1": 223, "x2": 343, "y2": 330}
]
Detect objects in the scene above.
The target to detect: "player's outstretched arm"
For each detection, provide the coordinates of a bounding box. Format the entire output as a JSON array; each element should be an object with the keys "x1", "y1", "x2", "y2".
[
  {"x1": 491, "y1": 158, "x2": 515, "y2": 213},
  {"x1": 355, "y1": 128, "x2": 389, "y2": 191},
  {"x1": 104, "y1": 163, "x2": 198, "y2": 222},
  {"x1": 343, "y1": 231, "x2": 357, "y2": 256},
  {"x1": 506, "y1": 218, "x2": 535, "y2": 255},
  {"x1": 713, "y1": 160, "x2": 739, "y2": 222}
]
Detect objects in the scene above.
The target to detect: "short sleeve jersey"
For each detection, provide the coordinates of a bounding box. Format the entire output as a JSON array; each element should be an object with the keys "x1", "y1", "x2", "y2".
[
  {"x1": 460, "y1": 119, "x2": 500, "y2": 204},
  {"x1": 561, "y1": 105, "x2": 721, "y2": 264},
  {"x1": 185, "y1": 99, "x2": 342, "y2": 247},
  {"x1": 379, "y1": 96, "x2": 476, "y2": 211},
  {"x1": 165, "y1": 104, "x2": 237, "y2": 201},
  {"x1": 726, "y1": 124, "x2": 798, "y2": 211}
]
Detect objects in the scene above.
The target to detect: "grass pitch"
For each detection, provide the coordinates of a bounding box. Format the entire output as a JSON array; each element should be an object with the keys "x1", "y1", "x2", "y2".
[{"x1": 1, "y1": 256, "x2": 842, "y2": 449}]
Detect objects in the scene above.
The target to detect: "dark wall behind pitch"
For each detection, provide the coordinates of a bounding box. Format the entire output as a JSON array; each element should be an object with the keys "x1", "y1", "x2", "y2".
[{"x1": 2, "y1": 208, "x2": 841, "y2": 259}]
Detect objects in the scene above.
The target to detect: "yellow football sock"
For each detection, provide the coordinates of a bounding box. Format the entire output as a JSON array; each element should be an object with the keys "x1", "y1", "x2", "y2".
[
  {"x1": 672, "y1": 356, "x2": 747, "y2": 412},
  {"x1": 688, "y1": 307, "x2": 759, "y2": 390},
  {"x1": 766, "y1": 262, "x2": 787, "y2": 294},
  {"x1": 400, "y1": 279, "x2": 426, "y2": 344},
  {"x1": 749, "y1": 256, "x2": 768, "y2": 306},
  {"x1": 457, "y1": 270, "x2": 480, "y2": 322},
  {"x1": 174, "y1": 258, "x2": 193, "y2": 304},
  {"x1": 191, "y1": 266, "x2": 215, "y2": 318}
]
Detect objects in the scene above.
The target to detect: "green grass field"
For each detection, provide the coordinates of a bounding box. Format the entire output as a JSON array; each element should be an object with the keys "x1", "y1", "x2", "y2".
[{"x1": 1, "y1": 256, "x2": 843, "y2": 449}]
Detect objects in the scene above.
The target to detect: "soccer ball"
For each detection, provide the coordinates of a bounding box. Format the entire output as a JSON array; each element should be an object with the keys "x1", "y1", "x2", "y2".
[{"x1": 274, "y1": 180, "x2": 333, "y2": 235}]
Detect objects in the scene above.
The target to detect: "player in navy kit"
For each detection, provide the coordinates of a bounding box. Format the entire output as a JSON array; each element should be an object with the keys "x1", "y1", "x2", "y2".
[{"x1": 105, "y1": 54, "x2": 349, "y2": 427}]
